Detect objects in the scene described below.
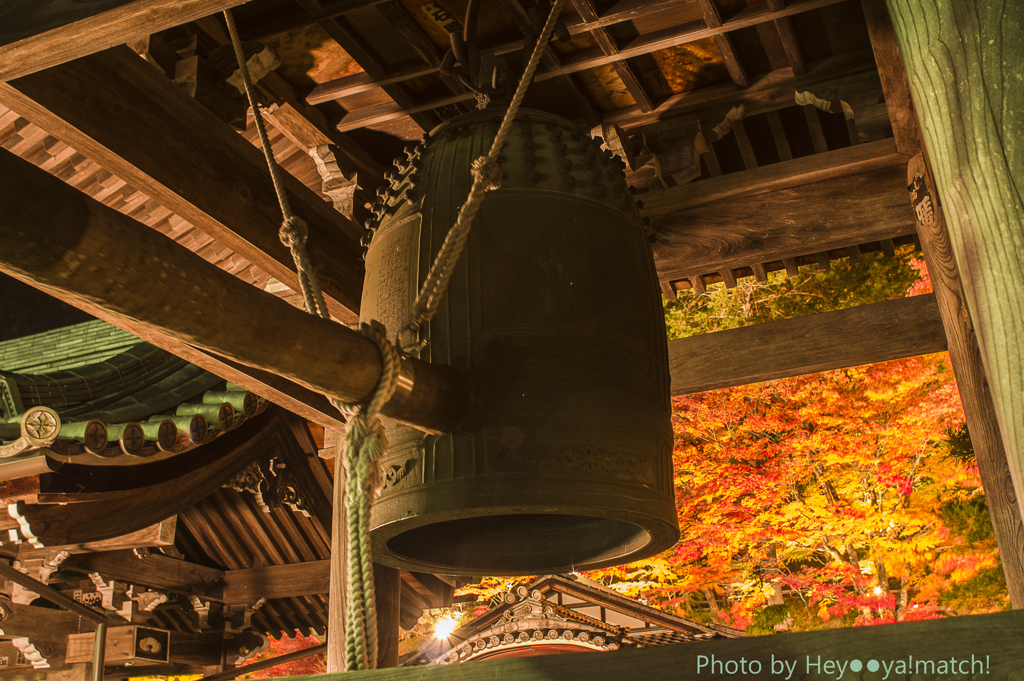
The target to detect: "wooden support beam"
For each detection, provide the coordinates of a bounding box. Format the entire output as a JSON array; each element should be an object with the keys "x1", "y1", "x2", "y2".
[
  {"x1": 766, "y1": 0, "x2": 806, "y2": 75},
  {"x1": 650, "y1": 161, "x2": 918, "y2": 284},
  {"x1": 730, "y1": 119, "x2": 758, "y2": 169},
  {"x1": 318, "y1": 0, "x2": 853, "y2": 127},
  {"x1": 293, "y1": 0, "x2": 434, "y2": 132},
  {"x1": 885, "y1": 0, "x2": 1024, "y2": 523},
  {"x1": 496, "y1": 0, "x2": 600, "y2": 126},
  {"x1": 572, "y1": 0, "x2": 653, "y2": 112},
  {"x1": 860, "y1": 0, "x2": 920, "y2": 155},
  {"x1": 375, "y1": 564, "x2": 401, "y2": 668},
  {"x1": 0, "y1": 602, "x2": 81, "y2": 638},
  {"x1": 222, "y1": 560, "x2": 329, "y2": 603},
  {"x1": 765, "y1": 109, "x2": 793, "y2": 160},
  {"x1": 61, "y1": 550, "x2": 225, "y2": 598},
  {"x1": 247, "y1": 0, "x2": 682, "y2": 43},
  {"x1": 271, "y1": 610, "x2": 1024, "y2": 679},
  {"x1": 0, "y1": 46, "x2": 365, "y2": 320},
  {"x1": 908, "y1": 155, "x2": 1024, "y2": 608},
  {"x1": 190, "y1": 16, "x2": 385, "y2": 189},
  {"x1": 696, "y1": 0, "x2": 750, "y2": 88},
  {"x1": 0, "y1": 0, "x2": 248, "y2": 82},
  {"x1": 610, "y1": 56, "x2": 879, "y2": 134},
  {"x1": 803, "y1": 105, "x2": 829, "y2": 153},
  {"x1": 669, "y1": 294, "x2": 946, "y2": 395},
  {"x1": 0, "y1": 148, "x2": 470, "y2": 434}
]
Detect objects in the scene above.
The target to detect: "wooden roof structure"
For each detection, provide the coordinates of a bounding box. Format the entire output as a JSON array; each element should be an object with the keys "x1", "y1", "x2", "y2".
[
  {"x1": 409, "y1": 575, "x2": 740, "y2": 666},
  {"x1": 0, "y1": 0, "x2": 1023, "y2": 678}
]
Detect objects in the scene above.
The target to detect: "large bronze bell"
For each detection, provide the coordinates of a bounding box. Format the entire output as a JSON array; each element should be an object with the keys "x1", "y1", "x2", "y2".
[{"x1": 361, "y1": 109, "x2": 678, "y2": 576}]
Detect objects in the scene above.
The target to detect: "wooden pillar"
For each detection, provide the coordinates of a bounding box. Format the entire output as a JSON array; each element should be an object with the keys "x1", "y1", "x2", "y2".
[
  {"x1": 884, "y1": 0, "x2": 1024, "y2": 521},
  {"x1": 908, "y1": 155, "x2": 1024, "y2": 606},
  {"x1": 374, "y1": 563, "x2": 401, "y2": 668},
  {"x1": 326, "y1": 442, "x2": 346, "y2": 674}
]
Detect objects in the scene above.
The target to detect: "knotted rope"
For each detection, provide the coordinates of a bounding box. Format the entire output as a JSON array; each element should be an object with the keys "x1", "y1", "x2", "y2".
[
  {"x1": 400, "y1": 0, "x2": 567, "y2": 351},
  {"x1": 226, "y1": 0, "x2": 563, "y2": 664},
  {"x1": 224, "y1": 9, "x2": 400, "y2": 671}
]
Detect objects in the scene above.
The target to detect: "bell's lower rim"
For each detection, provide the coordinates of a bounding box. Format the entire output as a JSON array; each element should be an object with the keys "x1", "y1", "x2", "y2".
[{"x1": 373, "y1": 509, "x2": 679, "y2": 577}]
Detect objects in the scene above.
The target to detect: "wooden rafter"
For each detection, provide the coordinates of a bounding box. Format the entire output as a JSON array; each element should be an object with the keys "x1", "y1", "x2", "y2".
[
  {"x1": 495, "y1": 0, "x2": 600, "y2": 126},
  {"x1": 602, "y1": 50, "x2": 876, "y2": 128},
  {"x1": 325, "y1": 0, "x2": 854, "y2": 131},
  {"x1": 766, "y1": 0, "x2": 807, "y2": 75},
  {"x1": 0, "y1": 0, "x2": 248, "y2": 82},
  {"x1": 293, "y1": 0, "x2": 436, "y2": 131},
  {"x1": 190, "y1": 16, "x2": 385, "y2": 188},
  {"x1": 859, "y1": 0, "x2": 920, "y2": 155},
  {"x1": 695, "y1": 0, "x2": 749, "y2": 88},
  {"x1": 572, "y1": 0, "x2": 654, "y2": 112}
]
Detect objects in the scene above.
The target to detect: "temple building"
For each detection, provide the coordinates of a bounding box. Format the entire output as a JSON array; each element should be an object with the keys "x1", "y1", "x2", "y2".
[{"x1": 0, "y1": 0, "x2": 1020, "y2": 679}]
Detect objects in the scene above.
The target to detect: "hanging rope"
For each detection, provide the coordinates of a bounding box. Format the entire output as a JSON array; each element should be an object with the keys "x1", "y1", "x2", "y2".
[
  {"x1": 224, "y1": 9, "x2": 400, "y2": 671},
  {"x1": 226, "y1": 0, "x2": 562, "y2": 666},
  {"x1": 400, "y1": 0, "x2": 568, "y2": 350},
  {"x1": 223, "y1": 10, "x2": 329, "y2": 321}
]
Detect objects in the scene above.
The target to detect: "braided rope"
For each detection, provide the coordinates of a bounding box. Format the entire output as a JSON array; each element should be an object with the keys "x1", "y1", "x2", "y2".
[
  {"x1": 401, "y1": 0, "x2": 567, "y2": 349},
  {"x1": 225, "y1": 9, "x2": 400, "y2": 671},
  {"x1": 340, "y1": 325, "x2": 399, "y2": 670},
  {"x1": 224, "y1": 10, "x2": 330, "y2": 321}
]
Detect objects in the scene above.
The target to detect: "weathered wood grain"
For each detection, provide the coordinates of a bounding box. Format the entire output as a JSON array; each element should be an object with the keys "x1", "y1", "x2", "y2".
[
  {"x1": 62, "y1": 549, "x2": 225, "y2": 597},
  {"x1": 0, "y1": 0, "x2": 248, "y2": 82},
  {"x1": 327, "y1": 435, "x2": 347, "y2": 672},
  {"x1": 642, "y1": 138, "x2": 903, "y2": 217},
  {"x1": 885, "y1": 0, "x2": 1024, "y2": 524},
  {"x1": 304, "y1": 610, "x2": 1024, "y2": 680},
  {"x1": 651, "y1": 163, "x2": 918, "y2": 283},
  {"x1": 0, "y1": 46, "x2": 364, "y2": 321},
  {"x1": 222, "y1": 560, "x2": 329, "y2": 603},
  {"x1": 767, "y1": 0, "x2": 806, "y2": 75},
  {"x1": 375, "y1": 564, "x2": 401, "y2": 668},
  {"x1": 668, "y1": 295, "x2": 947, "y2": 395},
  {"x1": 908, "y1": 154, "x2": 1024, "y2": 608}
]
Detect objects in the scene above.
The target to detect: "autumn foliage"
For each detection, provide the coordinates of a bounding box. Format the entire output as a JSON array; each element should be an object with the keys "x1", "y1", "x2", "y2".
[{"x1": 587, "y1": 255, "x2": 1008, "y2": 632}]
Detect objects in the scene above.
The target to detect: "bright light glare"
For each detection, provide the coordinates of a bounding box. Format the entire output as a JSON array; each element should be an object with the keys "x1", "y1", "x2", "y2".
[
  {"x1": 873, "y1": 587, "x2": 883, "y2": 595},
  {"x1": 434, "y1": 616, "x2": 458, "y2": 639}
]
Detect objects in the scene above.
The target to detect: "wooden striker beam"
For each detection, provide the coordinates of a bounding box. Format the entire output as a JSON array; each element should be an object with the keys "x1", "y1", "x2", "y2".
[
  {"x1": 883, "y1": 0, "x2": 1024, "y2": 522},
  {"x1": 0, "y1": 148, "x2": 470, "y2": 435}
]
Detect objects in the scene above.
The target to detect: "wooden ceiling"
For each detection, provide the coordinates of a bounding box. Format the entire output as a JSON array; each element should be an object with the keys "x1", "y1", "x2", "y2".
[{"x1": 0, "y1": 0, "x2": 946, "y2": 437}]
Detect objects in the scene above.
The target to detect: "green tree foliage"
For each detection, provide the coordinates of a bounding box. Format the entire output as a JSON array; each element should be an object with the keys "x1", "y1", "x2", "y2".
[{"x1": 664, "y1": 246, "x2": 921, "y2": 339}]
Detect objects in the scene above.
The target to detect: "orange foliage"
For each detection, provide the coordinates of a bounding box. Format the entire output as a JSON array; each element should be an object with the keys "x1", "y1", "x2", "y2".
[{"x1": 590, "y1": 346, "x2": 1006, "y2": 630}]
